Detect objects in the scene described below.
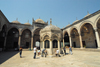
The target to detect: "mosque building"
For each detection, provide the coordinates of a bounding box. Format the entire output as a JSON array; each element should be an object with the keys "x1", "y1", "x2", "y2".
[{"x1": 0, "y1": 10, "x2": 100, "y2": 55}]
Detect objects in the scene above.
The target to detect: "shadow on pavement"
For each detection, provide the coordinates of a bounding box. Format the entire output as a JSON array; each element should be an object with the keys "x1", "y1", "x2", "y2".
[{"x1": 0, "y1": 51, "x2": 19, "y2": 64}]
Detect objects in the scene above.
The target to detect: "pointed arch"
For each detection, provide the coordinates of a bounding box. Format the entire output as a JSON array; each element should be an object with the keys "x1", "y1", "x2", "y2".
[
  {"x1": 79, "y1": 20, "x2": 94, "y2": 34},
  {"x1": 94, "y1": 15, "x2": 100, "y2": 28},
  {"x1": 70, "y1": 26, "x2": 78, "y2": 35}
]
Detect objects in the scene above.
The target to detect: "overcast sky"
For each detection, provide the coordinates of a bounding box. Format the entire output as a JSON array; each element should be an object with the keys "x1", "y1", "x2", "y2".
[{"x1": 0, "y1": 0, "x2": 100, "y2": 28}]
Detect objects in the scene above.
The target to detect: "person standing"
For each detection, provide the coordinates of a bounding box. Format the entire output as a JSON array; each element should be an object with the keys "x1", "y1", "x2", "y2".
[
  {"x1": 69, "y1": 46, "x2": 72, "y2": 55},
  {"x1": 44, "y1": 49, "x2": 47, "y2": 57},
  {"x1": 19, "y1": 47, "x2": 23, "y2": 58},
  {"x1": 55, "y1": 49, "x2": 60, "y2": 57},
  {"x1": 63, "y1": 46, "x2": 66, "y2": 55},
  {"x1": 33, "y1": 46, "x2": 37, "y2": 59},
  {"x1": 41, "y1": 49, "x2": 45, "y2": 57}
]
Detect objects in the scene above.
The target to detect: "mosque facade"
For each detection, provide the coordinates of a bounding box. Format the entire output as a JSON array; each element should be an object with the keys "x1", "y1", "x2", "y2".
[{"x1": 0, "y1": 10, "x2": 100, "y2": 55}]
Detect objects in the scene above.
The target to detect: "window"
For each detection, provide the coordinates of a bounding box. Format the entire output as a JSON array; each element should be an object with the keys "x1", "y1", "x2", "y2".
[
  {"x1": 45, "y1": 40, "x2": 49, "y2": 48},
  {"x1": 53, "y1": 40, "x2": 58, "y2": 48}
]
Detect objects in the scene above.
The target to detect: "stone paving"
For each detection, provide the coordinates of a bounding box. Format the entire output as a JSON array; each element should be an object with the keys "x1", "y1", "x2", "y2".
[{"x1": 0, "y1": 50, "x2": 100, "y2": 67}]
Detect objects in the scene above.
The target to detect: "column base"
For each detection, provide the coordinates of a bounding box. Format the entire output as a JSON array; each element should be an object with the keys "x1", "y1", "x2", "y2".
[
  {"x1": 80, "y1": 47, "x2": 83, "y2": 49},
  {"x1": 97, "y1": 47, "x2": 100, "y2": 49}
]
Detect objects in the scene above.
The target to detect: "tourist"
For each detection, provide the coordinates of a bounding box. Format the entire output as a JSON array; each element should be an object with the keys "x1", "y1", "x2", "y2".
[
  {"x1": 63, "y1": 46, "x2": 66, "y2": 55},
  {"x1": 44, "y1": 49, "x2": 47, "y2": 57},
  {"x1": 33, "y1": 46, "x2": 37, "y2": 59},
  {"x1": 55, "y1": 49, "x2": 60, "y2": 57},
  {"x1": 41, "y1": 49, "x2": 45, "y2": 57},
  {"x1": 38, "y1": 49, "x2": 41, "y2": 56},
  {"x1": 19, "y1": 46, "x2": 23, "y2": 58},
  {"x1": 69, "y1": 46, "x2": 72, "y2": 55}
]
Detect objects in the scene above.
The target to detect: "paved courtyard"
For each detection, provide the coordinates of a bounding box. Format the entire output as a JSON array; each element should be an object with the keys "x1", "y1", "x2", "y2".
[{"x1": 0, "y1": 50, "x2": 100, "y2": 67}]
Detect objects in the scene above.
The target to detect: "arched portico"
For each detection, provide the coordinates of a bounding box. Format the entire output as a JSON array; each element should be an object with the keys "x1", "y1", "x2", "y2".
[
  {"x1": 80, "y1": 23, "x2": 97, "y2": 48},
  {"x1": 70, "y1": 28, "x2": 80, "y2": 48},
  {"x1": 0, "y1": 24, "x2": 7, "y2": 50},
  {"x1": 6, "y1": 27, "x2": 19, "y2": 49},
  {"x1": 63, "y1": 32, "x2": 70, "y2": 47},
  {"x1": 21, "y1": 29, "x2": 31, "y2": 48},
  {"x1": 33, "y1": 28, "x2": 42, "y2": 49}
]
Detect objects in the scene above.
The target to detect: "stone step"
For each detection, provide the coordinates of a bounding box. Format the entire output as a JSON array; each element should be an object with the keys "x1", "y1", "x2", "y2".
[{"x1": 72, "y1": 48, "x2": 100, "y2": 52}]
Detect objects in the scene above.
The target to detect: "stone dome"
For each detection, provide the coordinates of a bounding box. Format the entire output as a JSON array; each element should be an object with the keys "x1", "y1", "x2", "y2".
[
  {"x1": 11, "y1": 20, "x2": 20, "y2": 24},
  {"x1": 24, "y1": 22, "x2": 31, "y2": 25},
  {"x1": 35, "y1": 19, "x2": 45, "y2": 23},
  {"x1": 41, "y1": 24, "x2": 61, "y2": 31},
  {"x1": 84, "y1": 13, "x2": 90, "y2": 17},
  {"x1": 73, "y1": 20, "x2": 79, "y2": 23}
]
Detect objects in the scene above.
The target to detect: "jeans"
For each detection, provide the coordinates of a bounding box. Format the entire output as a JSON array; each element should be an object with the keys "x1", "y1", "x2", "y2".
[
  {"x1": 41, "y1": 51, "x2": 45, "y2": 57},
  {"x1": 34, "y1": 53, "x2": 36, "y2": 59},
  {"x1": 19, "y1": 51, "x2": 22, "y2": 57},
  {"x1": 69, "y1": 51, "x2": 72, "y2": 55}
]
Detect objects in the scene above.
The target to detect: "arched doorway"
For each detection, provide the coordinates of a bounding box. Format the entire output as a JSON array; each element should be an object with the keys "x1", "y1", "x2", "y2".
[
  {"x1": 80, "y1": 23, "x2": 96, "y2": 48},
  {"x1": 6, "y1": 28, "x2": 19, "y2": 49},
  {"x1": 64, "y1": 32, "x2": 70, "y2": 47},
  {"x1": 53, "y1": 40, "x2": 58, "y2": 48},
  {"x1": 33, "y1": 28, "x2": 41, "y2": 48},
  {"x1": 0, "y1": 25, "x2": 7, "y2": 50},
  {"x1": 45, "y1": 40, "x2": 49, "y2": 48},
  {"x1": 70, "y1": 28, "x2": 80, "y2": 48},
  {"x1": 21, "y1": 29, "x2": 31, "y2": 48}
]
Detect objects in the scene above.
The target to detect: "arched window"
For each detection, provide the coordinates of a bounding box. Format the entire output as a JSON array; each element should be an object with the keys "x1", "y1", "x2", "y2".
[
  {"x1": 45, "y1": 40, "x2": 49, "y2": 48},
  {"x1": 53, "y1": 40, "x2": 58, "y2": 48}
]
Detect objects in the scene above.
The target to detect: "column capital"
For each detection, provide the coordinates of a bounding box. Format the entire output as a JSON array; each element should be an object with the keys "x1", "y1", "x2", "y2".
[
  {"x1": 94, "y1": 28, "x2": 98, "y2": 32},
  {"x1": 19, "y1": 35, "x2": 21, "y2": 37},
  {"x1": 69, "y1": 36, "x2": 71, "y2": 37}
]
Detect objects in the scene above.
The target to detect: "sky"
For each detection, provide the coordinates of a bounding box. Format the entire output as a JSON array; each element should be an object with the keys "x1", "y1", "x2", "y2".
[{"x1": 0, "y1": 0, "x2": 100, "y2": 28}]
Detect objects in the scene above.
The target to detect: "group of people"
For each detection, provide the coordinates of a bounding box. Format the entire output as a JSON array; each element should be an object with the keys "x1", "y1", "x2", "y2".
[
  {"x1": 19, "y1": 46, "x2": 72, "y2": 58},
  {"x1": 63, "y1": 46, "x2": 73, "y2": 55},
  {"x1": 55, "y1": 46, "x2": 73, "y2": 57}
]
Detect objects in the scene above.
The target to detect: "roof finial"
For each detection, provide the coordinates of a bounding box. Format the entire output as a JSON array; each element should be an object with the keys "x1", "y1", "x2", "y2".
[
  {"x1": 32, "y1": 18, "x2": 34, "y2": 21},
  {"x1": 39, "y1": 17, "x2": 40, "y2": 19},
  {"x1": 50, "y1": 18, "x2": 52, "y2": 25},
  {"x1": 68, "y1": 22, "x2": 70, "y2": 25},
  {"x1": 28, "y1": 20, "x2": 29, "y2": 23},
  {"x1": 47, "y1": 21, "x2": 48, "y2": 24},
  {"x1": 76, "y1": 17, "x2": 78, "y2": 20},
  {"x1": 87, "y1": 11, "x2": 89, "y2": 14},
  {"x1": 16, "y1": 18, "x2": 18, "y2": 21}
]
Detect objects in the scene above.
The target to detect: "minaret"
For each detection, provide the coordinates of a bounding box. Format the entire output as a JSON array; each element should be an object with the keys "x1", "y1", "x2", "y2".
[{"x1": 50, "y1": 18, "x2": 52, "y2": 25}]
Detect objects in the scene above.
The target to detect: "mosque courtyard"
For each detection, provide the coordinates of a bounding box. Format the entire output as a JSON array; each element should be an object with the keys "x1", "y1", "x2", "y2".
[{"x1": 0, "y1": 49, "x2": 100, "y2": 67}]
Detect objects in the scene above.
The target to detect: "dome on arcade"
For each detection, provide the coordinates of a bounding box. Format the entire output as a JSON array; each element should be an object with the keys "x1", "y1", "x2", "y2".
[
  {"x1": 24, "y1": 22, "x2": 31, "y2": 25},
  {"x1": 11, "y1": 20, "x2": 20, "y2": 24},
  {"x1": 41, "y1": 24, "x2": 61, "y2": 31},
  {"x1": 35, "y1": 19, "x2": 45, "y2": 23}
]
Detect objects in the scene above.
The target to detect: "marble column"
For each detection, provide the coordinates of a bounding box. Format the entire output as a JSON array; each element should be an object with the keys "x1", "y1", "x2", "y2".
[
  {"x1": 94, "y1": 28, "x2": 100, "y2": 48},
  {"x1": 50, "y1": 40, "x2": 52, "y2": 55},
  {"x1": 69, "y1": 36, "x2": 72, "y2": 47},
  {"x1": 63, "y1": 38, "x2": 65, "y2": 47},
  {"x1": 58, "y1": 40, "x2": 60, "y2": 54},
  {"x1": 79, "y1": 34, "x2": 83, "y2": 48},
  {"x1": 31, "y1": 36, "x2": 33, "y2": 50},
  {"x1": 18, "y1": 35, "x2": 21, "y2": 49}
]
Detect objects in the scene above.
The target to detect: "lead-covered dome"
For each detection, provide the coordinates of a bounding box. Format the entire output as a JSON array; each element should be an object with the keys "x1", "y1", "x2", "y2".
[
  {"x1": 35, "y1": 19, "x2": 45, "y2": 23},
  {"x1": 41, "y1": 24, "x2": 61, "y2": 31},
  {"x1": 24, "y1": 22, "x2": 31, "y2": 25},
  {"x1": 11, "y1": 20, "x2": 20, "y2": 24}
]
